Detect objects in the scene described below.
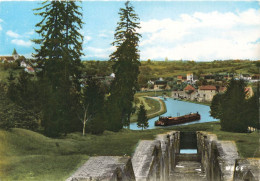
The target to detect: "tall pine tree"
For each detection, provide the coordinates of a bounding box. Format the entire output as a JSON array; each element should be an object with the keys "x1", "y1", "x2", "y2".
[
  {"x1": 221, "y1": 79, "x2": 248, "y2": 132},
  {"x1": 33, "y1": 0, "x2": 84, "y2": 136},
  {"x1": 108, "y1": 1, "x2": 141, "y2": 131}
]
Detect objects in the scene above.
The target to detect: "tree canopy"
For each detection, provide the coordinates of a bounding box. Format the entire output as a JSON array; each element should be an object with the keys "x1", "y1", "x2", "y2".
[{"x1": 33, "y1": 0, "x2": 84, "y2": 137}]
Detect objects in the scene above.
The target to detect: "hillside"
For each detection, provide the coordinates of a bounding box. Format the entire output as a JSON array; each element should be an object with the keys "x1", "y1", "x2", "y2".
[
  {"x1": 139, "y1": 60, "x2": 258, "y2": 79},
  {"x1": 0, "y1": 122, "x2": 259, "y2": 180}
]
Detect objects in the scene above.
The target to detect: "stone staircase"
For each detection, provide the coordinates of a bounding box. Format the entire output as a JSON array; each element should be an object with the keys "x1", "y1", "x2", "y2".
[{"x1": 170, "y1": 153, "x2": 206, "y2": 181}]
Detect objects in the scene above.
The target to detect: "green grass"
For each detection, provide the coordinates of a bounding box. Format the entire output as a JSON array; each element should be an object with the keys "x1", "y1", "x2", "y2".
[
  {"x1": 0, "y1": 128, "x2": 167, "y2": 181},
  {"x1": 145, "y1": 97, "x2": 167, "y2": 118},
  {"x1": 131, "y1": 91, "x2": 168, "y2": 122},
  {"x1": 0, "y1": 121, "x2": 259, "y2": 180}
]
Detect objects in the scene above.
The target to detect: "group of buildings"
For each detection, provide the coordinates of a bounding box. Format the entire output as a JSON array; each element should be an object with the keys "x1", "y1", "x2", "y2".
[
  {"x1": 0, "y1": 49, "x2": 35, "y2": 73},
  {"x1": 143, "y1": 72, "x2": 256, "y2": 103}
]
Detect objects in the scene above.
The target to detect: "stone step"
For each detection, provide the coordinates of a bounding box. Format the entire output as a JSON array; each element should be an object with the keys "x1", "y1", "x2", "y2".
[{"x1": 171, "y1": 161, "x2": 207, "y2": 181}]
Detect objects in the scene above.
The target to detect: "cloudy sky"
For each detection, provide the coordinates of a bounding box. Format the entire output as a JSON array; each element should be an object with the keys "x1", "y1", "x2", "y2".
[{"x1": 0, "y1": 0, "x2": 259, "y2": 61}]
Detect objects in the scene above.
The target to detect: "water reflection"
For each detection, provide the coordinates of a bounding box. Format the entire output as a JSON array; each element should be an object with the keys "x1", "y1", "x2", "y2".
[{"x1": 130, "y1": 97, "x2": 218, "y2": 130}]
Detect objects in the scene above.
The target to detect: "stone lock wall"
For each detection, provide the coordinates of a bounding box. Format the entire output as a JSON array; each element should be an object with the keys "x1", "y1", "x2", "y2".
[
  {"x1": 67, "y1": 131, "x2": 259, "y2": 181},
  {"x1": 66, "y1": 156, "x2": 136, "y2": 181},
  {"x1": 197, "y1": 131, "x2": 260, "y2": 181},
  {"x1": 131, "y1": 131, "x2": 180, "y2": 181},
  {"x1": 67, "y1": 131, "x2": 180, "y2": 181}
]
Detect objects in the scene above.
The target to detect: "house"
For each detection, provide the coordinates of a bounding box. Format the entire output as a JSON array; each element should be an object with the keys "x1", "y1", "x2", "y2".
[
  {"x1": 177, "y1": 75, "x2": 183, "y2": 84},
  {"x1": 0, "y1": 56, "x2": 15, "y2": 63},
  {"x1": 184, "y1": 84, "x2": 195, "y2": 93},
  {"x1": 184, "y1": 85, "x2": 197, "y2": 100},
  {"x1": 154, "y1": 80, "x2": 168, "y2": 90},
  {"x1": 25, "y1": 66, "x2": 35, "y2": 73},
  {"x1": 186, "y1": 73, "x2": 193, "y2": 83},
  {"x1": 198, "y1": 85, "x2": 217, "y2": 102},
  {"x1": 20, "y1": 60, "x2": 28, "y2": 67},
  {"x1": 204, "y1": 75, "x2": 215, "y2": 82},
  {"x1": 177, "y1": 75, "x2": 187, "y2": 84},
  {"x1": 240, "y1": 74, "x2": 252, "y2": 81}
]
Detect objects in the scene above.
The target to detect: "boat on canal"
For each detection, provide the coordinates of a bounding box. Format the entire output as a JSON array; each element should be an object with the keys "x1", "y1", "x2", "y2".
[{"x1": 155, "y1": 112, "x2": 201, "y2": 126}]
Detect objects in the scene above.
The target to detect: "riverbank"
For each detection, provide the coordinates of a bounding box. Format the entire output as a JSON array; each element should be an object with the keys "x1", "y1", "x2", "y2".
[
  {"x1": 131, "y1": 95, "x2": 167, "y2": 123},
  {"x1": 145, "y1": 96, "x2": 167, "y2": 119},
  {"x1": 0, "y1": 121, "x2": 259, "y2": 180},
  {"x1": 173, "y1": 98, "x2": 211, "y2": 106}
]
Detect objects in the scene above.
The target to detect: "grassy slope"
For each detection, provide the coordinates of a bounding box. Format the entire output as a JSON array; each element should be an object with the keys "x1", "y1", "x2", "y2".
[
  {"x1": 1, "y1": 122, "x2": 259, "y2": 180},
  {"x1": 0, "y1": 128, "x2": 167, "y2": 181}
]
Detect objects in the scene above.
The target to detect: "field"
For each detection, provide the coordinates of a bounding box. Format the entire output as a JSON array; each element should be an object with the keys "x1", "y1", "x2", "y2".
[
  {"x1": 0, "y1": 121, "x2": 259, "y2": 180},
  {"x1": 140, "y1": 60, "x2": 258, "y2": 78}
]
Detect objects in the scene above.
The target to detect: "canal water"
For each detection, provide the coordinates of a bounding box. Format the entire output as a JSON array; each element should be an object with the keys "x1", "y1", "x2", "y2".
[{"x1": 130, "y1": 97, "x2": 218, "y2": 130}]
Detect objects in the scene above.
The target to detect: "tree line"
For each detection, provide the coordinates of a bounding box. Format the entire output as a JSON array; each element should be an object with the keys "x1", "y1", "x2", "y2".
[{"x1": 0, "y1": 1, "x2": 149, "y2": 137}]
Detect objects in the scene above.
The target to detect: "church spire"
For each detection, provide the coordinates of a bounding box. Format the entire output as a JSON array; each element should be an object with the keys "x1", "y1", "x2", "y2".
[{"x1": 12, "y1": 48, "x2": 18, "y2": 55}]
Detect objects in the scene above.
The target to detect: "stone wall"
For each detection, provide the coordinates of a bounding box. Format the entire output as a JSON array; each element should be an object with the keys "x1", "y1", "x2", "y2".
[
  {"x1": 131, "y1": 131, "x2": 180, "y2": 181},
  {"x1": 67, "y1": 131, "x2": 259, "y2": 181},
  {"x1": 234, "y1": 158, "x2": 260, "y2": 181},
  {"x1": 197, "y1": 131, "x2": 259, "y2": 181},
  {"x1": 66, "y1": 156, "x2": 135, "y2": 181},
  {"x1": 67, "y1": 131, "x2": 180, "y2": 181}
]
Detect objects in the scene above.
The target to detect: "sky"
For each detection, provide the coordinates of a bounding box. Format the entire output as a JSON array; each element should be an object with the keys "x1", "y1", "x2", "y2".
[{"x1": 0, "y1": 1, "x2": 260, "y2": 61}]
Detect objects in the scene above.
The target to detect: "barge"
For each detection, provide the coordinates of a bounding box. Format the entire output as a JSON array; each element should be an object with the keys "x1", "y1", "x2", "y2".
[{"x1": 155, "y1": 112, "x2": 200, "y2": 126}]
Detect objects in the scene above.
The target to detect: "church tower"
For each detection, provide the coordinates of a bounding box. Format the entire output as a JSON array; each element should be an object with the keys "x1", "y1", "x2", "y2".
[{"x1": 12, "y1": 48, "x2": 19, "y2": 60}]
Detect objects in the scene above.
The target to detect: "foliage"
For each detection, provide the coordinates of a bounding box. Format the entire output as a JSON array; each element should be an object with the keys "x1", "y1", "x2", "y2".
[
  {"x1": 221, "y1": 79, "x2": 248, "y2": 132},
  {"x1": 0, "y1": 83, "x2": 38, "y2": 130},
  {"x1": 108, "y1": 1, "x2": 141, "y2": 131},
  {"x1": 210, "y1": 93, "x2": 223, "y2": 119},
  {"x1": 82, "y1": 78, "x2": 106, "y2": 135},
  {"x1": 137, "y1": 104, "x2": 149, "y2": 130},
  {"x1": 33, "y1": 0, "x2": 84, "y2": 137},
  {"x1": 246, "y1": 87, "x2": 259, "y2": 129},
  {"x1": 210, "y1": 79, "x2": 250, "y2": 132}
]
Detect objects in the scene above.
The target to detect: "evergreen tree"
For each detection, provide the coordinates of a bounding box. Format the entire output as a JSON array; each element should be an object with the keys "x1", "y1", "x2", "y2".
[
  {"x1": 108, "y1": 1, "x2": 141, "y2": 131},
  {"x1": 137, "y1": 104, "x2": 148, "y2": 130},
  {"x1": 221, "y1": 79, "x2": 248, "y2": 132},
  {"x1": 33, "y1": 0, "x2": 84, "y2": 136}
]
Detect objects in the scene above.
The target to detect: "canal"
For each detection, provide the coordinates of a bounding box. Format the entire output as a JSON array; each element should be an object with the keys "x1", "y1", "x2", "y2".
[{"x1": 130, "y1": 97, "x2": 218, "y2": 130}]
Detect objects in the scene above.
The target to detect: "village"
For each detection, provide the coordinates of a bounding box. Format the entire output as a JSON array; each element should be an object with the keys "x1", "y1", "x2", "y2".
[
  {"x1": 0, "y1": 0, "x2": 260, "y2": 180},
  {"x1": 0, "y1": 49, "x2": 36, "y2": 73},
  {"x1": 141, "y1": 72, "x2": 257, "y2": 102},
  {"x1": 1, "y1": 49, "x2": 258, "y2": 104}
]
